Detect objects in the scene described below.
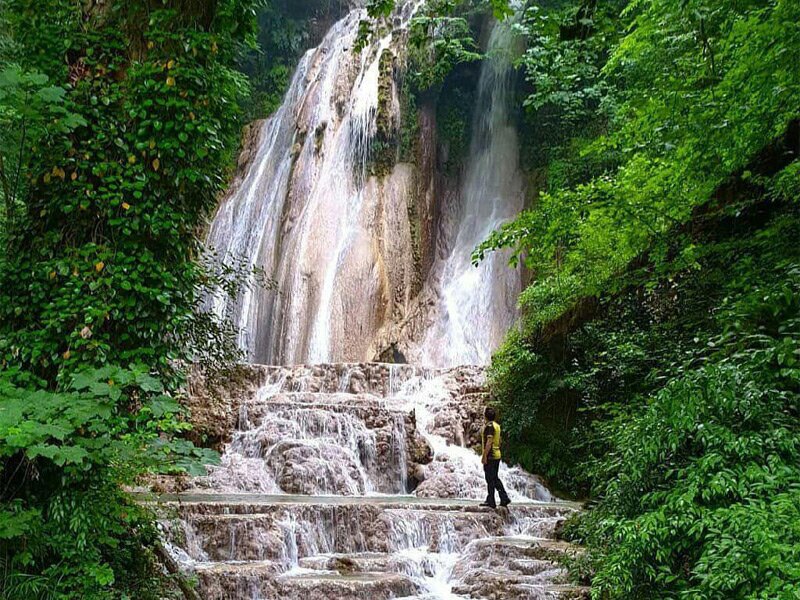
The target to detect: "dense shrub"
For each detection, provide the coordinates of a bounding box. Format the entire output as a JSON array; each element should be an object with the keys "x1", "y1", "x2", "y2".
[
  {"x1": 570, "y1": 266, "x2": 800, "y2": 597},
  {"x1": 0, "y1": 366, "x2": 217, "y2": 599},
  {"x1": 0, "y1": 0, "x2": 258, "y2": 597},
  {"x1": 478, "y1": 0, "x2": 800, "y2": 595}
]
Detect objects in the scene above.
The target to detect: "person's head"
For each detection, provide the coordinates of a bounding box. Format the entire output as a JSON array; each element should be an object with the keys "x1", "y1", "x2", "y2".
[{"x1": 484, "y1": 407, "x2": 496, "y2": 422}]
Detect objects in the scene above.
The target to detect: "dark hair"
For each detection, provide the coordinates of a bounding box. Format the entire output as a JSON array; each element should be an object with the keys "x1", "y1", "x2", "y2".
[{"x1": 484, "y1": 407, "x2": 496, "y2": 421}]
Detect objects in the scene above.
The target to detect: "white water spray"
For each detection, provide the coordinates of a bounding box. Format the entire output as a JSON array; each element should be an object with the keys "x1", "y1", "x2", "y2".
[{"x1": 418, "y1": 18, "x2": 525, "y2": 367}]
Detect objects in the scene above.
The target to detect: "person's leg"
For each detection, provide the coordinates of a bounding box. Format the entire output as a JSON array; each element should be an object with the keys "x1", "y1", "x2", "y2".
[
  {"x1": 484, "y1": 460, "x2": 499, "y2": 507},
  {"x1": 493, "y1": 461, "x2": 510, "y2": 505},
  {"x1": 483, "y1": 463, "x2": 494, "y2": 505}
]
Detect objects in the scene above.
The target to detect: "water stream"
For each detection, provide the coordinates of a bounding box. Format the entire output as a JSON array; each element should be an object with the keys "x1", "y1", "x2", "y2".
[{"x1": 418, "y1": 19, "x2": 525, "y2": 366}]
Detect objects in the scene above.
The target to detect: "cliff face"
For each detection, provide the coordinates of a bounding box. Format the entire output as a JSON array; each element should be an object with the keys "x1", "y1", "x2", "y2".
[{"x1": 207, "y1": 3, "x2": 524, "y2": 368}]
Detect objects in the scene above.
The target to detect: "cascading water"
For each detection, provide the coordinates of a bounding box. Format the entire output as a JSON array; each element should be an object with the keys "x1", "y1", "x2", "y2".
[
  {"x1": 207, "y1": 6, "x2": 421, "y2": 366},
  {"x1": 163, "y1": 4, "x2": 585, "y2": 599},
  {"x1": 163, "y1": 364, "x2": 577, "y2": 599},
  {"x1": 417, "y1": 18, "x2": 525, "y2": 367}
]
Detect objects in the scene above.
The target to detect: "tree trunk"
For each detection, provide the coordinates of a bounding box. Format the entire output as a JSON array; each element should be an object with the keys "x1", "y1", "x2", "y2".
[{"x1": 154, "y1": 542, "x2": 202, "y2": 600}]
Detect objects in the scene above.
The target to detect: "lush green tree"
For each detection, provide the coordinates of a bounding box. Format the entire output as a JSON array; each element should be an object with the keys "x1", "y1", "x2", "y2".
[
  {"x1": 0, "y1": 365, "x2": 217, "y2": 599},
  {"x1": 0, "y1": 0, "x2": 257, "y2": 383},
  {"x1": 478, "y1": 0, "x2": 800, "y2": 596},
  {"x1": 0, "y1": 0, "x2": 258, "y2": 597},
  {"x1": 478, "y1": 0, "x2": 800, "y2": 327},
  {"x1": 571, "y1": 257, "x2": 800, "y2": 598}
]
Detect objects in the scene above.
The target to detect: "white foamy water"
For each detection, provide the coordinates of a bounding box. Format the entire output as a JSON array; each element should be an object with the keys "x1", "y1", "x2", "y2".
[
  {"x1": 164, "y1": 366, "x2": 570, "y2": 599},
  {"x1": 417, "y1": 17, "x2": 525, "y2": 367},
  {"x1": 194, "y1": 363, "x2": 549, "y2": 504},
  {"x1": 393, "y1": 370, "x2": 551, "y2": 502},
  {"x1": 207, "y1": 1, "x2": 524, "y2": 369},
  {"x1": 206, "y1": 4, "x2": 426, "y2": 366}
]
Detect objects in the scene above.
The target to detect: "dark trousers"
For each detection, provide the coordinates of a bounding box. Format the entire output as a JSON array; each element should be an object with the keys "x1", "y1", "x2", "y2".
[{"x1": 483, "y1": 459, "x2": 510, "y2": 506}]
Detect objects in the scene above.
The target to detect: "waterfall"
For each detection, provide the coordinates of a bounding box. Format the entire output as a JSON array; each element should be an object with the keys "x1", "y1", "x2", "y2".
[
  {"x1": 207, "y1": 8, "x2": 417, "y2": 365},
  {"x1": 164, "y1": 8, "x2": 585, "y2": 599},
  {"x1": 418, "y1": 18, "x2": 525, "y2": 367},
  {"x1": 207, "y1": 3, "x2": 524, "y2": 368}
]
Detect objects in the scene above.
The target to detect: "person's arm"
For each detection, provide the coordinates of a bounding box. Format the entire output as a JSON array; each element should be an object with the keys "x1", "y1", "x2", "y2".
[{"x1": 482, "y1": 425, "x2": 493, "y2": 465}]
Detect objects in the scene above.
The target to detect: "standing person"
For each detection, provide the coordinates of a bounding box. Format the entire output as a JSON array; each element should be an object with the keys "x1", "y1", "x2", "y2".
[{"x1": 480, "y1": 407, "x2": 511, "y2": 508}]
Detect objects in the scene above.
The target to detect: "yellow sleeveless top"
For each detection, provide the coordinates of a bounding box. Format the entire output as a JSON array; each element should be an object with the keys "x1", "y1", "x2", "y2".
[{"x1": 481, "y1": 421, "x2": 502, "y2": 460}]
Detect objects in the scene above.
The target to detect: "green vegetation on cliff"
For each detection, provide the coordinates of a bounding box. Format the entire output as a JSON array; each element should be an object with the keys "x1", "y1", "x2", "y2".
[
  {"x1": 1, "y1": 0, "x2": 798, "y2": 597},
  {"x1": 472, "y1": 0, "x2": 800, "y2": 597}
]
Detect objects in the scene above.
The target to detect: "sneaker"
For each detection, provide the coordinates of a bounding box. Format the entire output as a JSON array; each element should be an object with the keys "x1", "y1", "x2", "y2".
[
  {"x1": 479, "y1": 502, "x2": 497, "y2": 508},
  {"x1": 500, "y1": 499, "x2": 511, "y2": 507}
]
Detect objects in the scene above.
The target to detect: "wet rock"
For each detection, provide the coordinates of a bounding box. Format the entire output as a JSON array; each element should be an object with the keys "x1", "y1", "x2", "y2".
[
  {"x1": 161, "y1": 360, "x2": 568, "y2": 597},
  {"x1": 183, "y1": 364, "x2": 269, "y2": 451},
  {"x1": 410, "y1": 463, "x2": 426, "y2": 483},
  {"x1": 416, "y1": 471, "x2": 487, "y2": 500},
  {"x1": 266, "y1": 440, "x2": 368, "y2": 495}
]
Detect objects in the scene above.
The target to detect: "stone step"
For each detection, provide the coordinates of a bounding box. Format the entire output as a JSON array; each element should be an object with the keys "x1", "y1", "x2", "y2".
[
  {"x1": 295, "y1": 546, "x2": 561, "y2": 579},
  {"x1": 155, "y1": 495, "x2": 576, "y2": 563},
  {"x1": 205, "y1": 362, "x2": 487, "y2": 399},
  {"x1": 191, "y1": 555, "x2": 586, "y2": 600},
  {"x1": 405, "y1": 591, "x2": 586, "y2": 600},
  {"x1": 151, "y1": 492, "x2": 579, "y2": 511},
  {"x1": 450, "y1": 536, "x2": 587, "y2": 600},
  {"x1": 291, "y1": 550, "x2": 584, "y2": 599},
  {"x1": 298, "y1": 551, "x2": 395, "y2": 573},
  {"x1": 189, "y1": 541, "x2": 585, "y2": 600},
  {"x1": 239, "y1": 392, "x2": 409, "y2": 427},
  {"x1": 244, "y1": 390, "x2": 391, "y2": 405},
  {"x1": 194, "y1": 561, "x2": 417, "y2": 600}
]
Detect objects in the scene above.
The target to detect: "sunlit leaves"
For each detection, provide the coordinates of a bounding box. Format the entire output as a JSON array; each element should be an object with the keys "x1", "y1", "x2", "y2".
[
  {"x1": 407, "y1": 14, "x2": 483, "y2": 92},
  {"x1": 480, "y1": 0, "x2": 800, "y2": 343}
]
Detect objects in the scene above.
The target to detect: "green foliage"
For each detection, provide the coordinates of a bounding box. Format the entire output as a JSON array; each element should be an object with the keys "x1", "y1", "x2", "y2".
[
  {"x1": 477, "y1": 0, "x2": 800, "y2": 329},
  {"x1": 492, "y1": 206, "x2": 800, "y2": 596},
  {"x1": 365, "y1": 0, "x2": 512, "y2": 21},
  {"x1": 486, "y1": 4, "x2": 800, "y2": 575},
  {"x1": 357, "y1": 0, "x2": 511, "y2": 56},
  {"x1": 436, "y1": 85, "x2": 475, "y2": 173},
  {"x1": 407, "y1": 10, "x2": 482, "y2": 92},
  {"x1": 519, "y1": 3, "x2": 615, "y2": 125},
  {"x1": 0, "y1": 366, "x2": 215, "y2": 599},
  {"x1": 239, "y1": 0, "x2": 333, "y2": 119},
  {"x1": 0, "y1": 365, "x2": 216, "y2": 476},
  {"x1": 0, "y1": 65, "x2": 86, "y2": 232},
  {"x1": 0, "y1": 0, "x2": 258, "y2": 596},
  {"x1": 0, "y1": 0, "x2": 256, "y2": 382},
  {"x1": 367, "y1": 0, "x2": 395, "y2": 19},
  {"x1": 485, "y1": 6, "x2": 800, "y2": 559},
  {"x1": 571, "y1": 265, "x2": 800, "y2": 597}
]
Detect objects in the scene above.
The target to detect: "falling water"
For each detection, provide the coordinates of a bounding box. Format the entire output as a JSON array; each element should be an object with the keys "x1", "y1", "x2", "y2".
[
  {"x1": 207, "y1": 8, "x2": 418, "y2": 365},
  {"x1": 418, "y1": 18, "x2": 525, "y2": 367},
  {"x1": 208, "y1": 2, "x2": 523, "y2": 368}
]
